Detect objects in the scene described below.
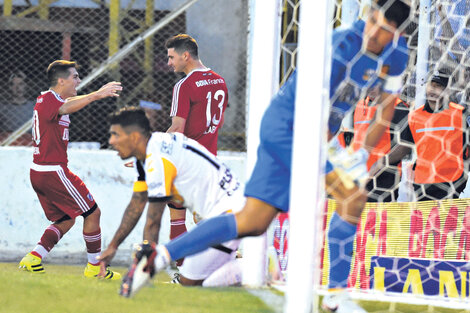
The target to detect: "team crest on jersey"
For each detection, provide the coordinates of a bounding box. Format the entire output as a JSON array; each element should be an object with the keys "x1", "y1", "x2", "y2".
[
  {"x1": 148, "y1": 182, "x2": 162, "y2": 190},
  {"x1": 87, "y1": 193, "x2": 94, "y2": 202},
  {"x1": 160, "y1": 140, "x2": 173, "y2": 154},
  {"x1": 59, "y1": 115, "x2": 70, "y2": 127},
  {"x1": 380, "y1": 65, "x2": 390, "y2": 76},
  {"x1": 362, "y1": 68, "x2": 377, "y2": 81}
]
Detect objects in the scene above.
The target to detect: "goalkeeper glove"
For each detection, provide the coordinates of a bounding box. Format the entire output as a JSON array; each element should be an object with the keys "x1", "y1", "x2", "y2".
[{"x1": 328, "y1": 139, "x2": 369, "y2": 187}]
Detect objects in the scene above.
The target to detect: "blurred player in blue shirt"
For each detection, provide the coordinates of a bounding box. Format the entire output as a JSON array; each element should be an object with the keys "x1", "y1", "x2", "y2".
[{"x1": 119, "y1": 0, "x2": 411, "y2": 305}]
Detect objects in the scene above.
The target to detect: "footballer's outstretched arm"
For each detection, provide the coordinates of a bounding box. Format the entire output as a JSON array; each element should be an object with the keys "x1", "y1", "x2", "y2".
[
  {"x1": 369, "y1": 144, "x2": 411, "y2": 178},
  {"x1": 143, "y1": 201, "x2": 167, "y2": 244},
  {"x1": 58, "y1": 81, "x2": 122, "y2": 115},
  {"x1": 98, "y1": 190, "x2": 148, "y2": 267}
]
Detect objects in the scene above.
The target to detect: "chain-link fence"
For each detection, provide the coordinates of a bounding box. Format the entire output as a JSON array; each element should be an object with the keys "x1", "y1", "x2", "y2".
[
  {"x1": 427, "y1": 0, "x2": 469, "y2": 106},
  {"x1": 280, "y1": 0, "x2": 299, "y2": 85},
  {"x1": 0, "y1": 0, "x2": 248, "y2": 151},
  {"x1": 280, "y1": 0, "x2": 470, "y2": 111},
  {"x1": 280, "y1": 0, "x2": 470, "y2": 202},
  {"x1": 3, "y1": 1, "x2": 466, "y2": 151}
]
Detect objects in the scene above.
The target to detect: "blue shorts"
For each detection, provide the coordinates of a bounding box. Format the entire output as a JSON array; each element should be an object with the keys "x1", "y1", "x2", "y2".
[
  {"x1": 245, "y1": 72, "x2": 332, "y2": 211},
  {"x1": 246, "y1": 140, "x2": 333, "y2": 212},
  {"x1": 245, "y1": 140, "x2": 291, "y2": 212}
]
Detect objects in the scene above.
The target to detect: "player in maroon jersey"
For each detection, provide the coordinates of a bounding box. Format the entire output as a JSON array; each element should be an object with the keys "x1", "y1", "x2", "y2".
[
  {"x1": 166, "y1": 34, "x2": 228, "y2": 155},
  {"x1": 19, "y1": 60, "x2": 122, "y2": 279},
  {"x1": 164, "y1": 34, "x2": 229, "y2": 265}
]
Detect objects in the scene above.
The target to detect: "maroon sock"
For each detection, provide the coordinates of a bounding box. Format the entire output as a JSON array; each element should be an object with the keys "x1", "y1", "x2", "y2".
[
  {"x1": 33, "y1": 224, "x2": 64, "y2": 259},
  {"x1": 170, "y1": 218, "x2": 187, "y2": 240},
  {"x1": 83, "y1": 228, "x2": 101, "y2": 265},
  {"x1": 39, "y1": 225, "x2": 63, "y2": 251},
  {"x1": 170, "y1": 218, "x2": 187, "y2": 266}
]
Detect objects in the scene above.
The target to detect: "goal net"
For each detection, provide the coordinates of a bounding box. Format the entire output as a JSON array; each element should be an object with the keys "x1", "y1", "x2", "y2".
[{"x1": 274, "y1": 0, "x2": 470, "y2": 311}]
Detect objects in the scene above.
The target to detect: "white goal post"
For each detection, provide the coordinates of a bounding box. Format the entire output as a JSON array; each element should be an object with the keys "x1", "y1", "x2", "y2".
[
  {"x1": 243, "y1": 0, "x2": 282, "y2": 287},
  {"x1": 285, "y1": 0, "x2": 332, "y2": 311},
  {"x1": 276, "y1": 0, "x2": 470, "y2": 311}
]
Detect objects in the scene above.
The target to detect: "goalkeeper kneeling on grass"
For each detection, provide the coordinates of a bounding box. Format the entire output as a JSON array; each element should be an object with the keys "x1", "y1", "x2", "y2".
[{"x1": 99, "y1": 106, "x2": 244, "y2": 288}]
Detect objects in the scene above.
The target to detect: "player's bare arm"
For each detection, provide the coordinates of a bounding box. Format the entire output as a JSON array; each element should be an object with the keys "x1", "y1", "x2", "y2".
[
  {"x1": 363, "y1": 90, "x2": 396, "y2": 151},
  {"x1": 97, "y1": 190, "x2": 147, "y2": 266},
  {"x1": 166, "y1": 113, "x2": 187, "y2": 232},
  {"x1": 325, "y1": 171, "x2": 367, "y2": 224},
  {"x1": 166, "y1": 116, "x2": 186, "y2": 133},
  {"x1": 58, "y1": 81, "x2": 122, "y2": 115},
  {"x1": 369, "y1": 144, "x2": 411, "y2": 177},
  {"x1": 143, "y1": 201, "x2": 167, "y2": 244}
]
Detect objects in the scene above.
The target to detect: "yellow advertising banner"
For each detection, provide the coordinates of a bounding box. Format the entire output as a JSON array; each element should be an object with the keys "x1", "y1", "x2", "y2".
[{"x1": 321, "y1": 198, "x2": 470, "y2": 290}]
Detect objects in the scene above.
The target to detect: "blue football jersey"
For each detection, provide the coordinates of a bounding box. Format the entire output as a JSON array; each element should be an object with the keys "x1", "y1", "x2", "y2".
[
  {"x1": 328, "y1": 20, "x2": 408, "y2": 134},
  {"x1": 244, "y1": 19, "x2": 409, "y2": 211}
]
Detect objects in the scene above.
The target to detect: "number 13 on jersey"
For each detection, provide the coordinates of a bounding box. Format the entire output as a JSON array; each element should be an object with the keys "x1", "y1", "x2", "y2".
[{"x1": 205, "y1": 90, "x2": 225, "y2": 134}]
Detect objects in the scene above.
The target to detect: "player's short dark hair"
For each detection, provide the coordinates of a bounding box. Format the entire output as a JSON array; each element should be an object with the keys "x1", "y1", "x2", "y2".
[
  {"x1": 431, "y1": 71, "x2": 450, "y2": 88},
  {"x1": 165, "y1": 34, "x2": 199, "y2": 59},
  {"x1": 9, "y1": 71, "x2": 26, "y2": 84},
  {"x1": 109, "y1": 106, "x2": 152, "y2": 137},
  {"x1": 376, "y1": 0, "x2": 410, "y2": 29},
  {"x1": 47, "y1": 60, "x2": 78, "y2": 87}
]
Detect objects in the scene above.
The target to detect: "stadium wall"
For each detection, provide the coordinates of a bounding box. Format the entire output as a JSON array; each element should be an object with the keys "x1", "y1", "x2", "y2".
[{"x1": 0, "y1": 147, "x2": 246, "y2": 265}]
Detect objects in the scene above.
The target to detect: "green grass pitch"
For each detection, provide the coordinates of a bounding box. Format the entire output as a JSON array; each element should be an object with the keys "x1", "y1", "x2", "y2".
[
  {"x1": 3, "y1": 262, "x2": 469, "y2": 313},
  {"x1": 0, "y1": 262, "x2": 273, "y2": 313}
]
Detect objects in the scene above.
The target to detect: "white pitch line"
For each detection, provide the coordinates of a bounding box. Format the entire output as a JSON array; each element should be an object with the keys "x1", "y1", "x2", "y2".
[
  {"x1": 317, "y1": 289, "x2": 470, "y2": 311},
  {"x1": 247, "y1": 288, "x2": 284, "y2": 313},
  {"x1": 166, "y1": 268, "x2": 285, "y2": 312}
]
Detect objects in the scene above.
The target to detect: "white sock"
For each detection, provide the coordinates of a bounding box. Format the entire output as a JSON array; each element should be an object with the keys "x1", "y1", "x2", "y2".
[
  {"x1": 155, "y1": 245, "x2": 170, "y2": 272},
  {"x1": 87, "y1": 252, "x2": 101, "y2": 265},
  {"x1": 32, "y1": 244, "x2": 49, "y2": 259},
  {"x1": 202, "y1": 258, "x2": 242, "y2": 287}
]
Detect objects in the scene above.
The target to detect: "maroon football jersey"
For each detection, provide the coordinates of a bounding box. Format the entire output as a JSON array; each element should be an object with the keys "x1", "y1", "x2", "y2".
[
  {"x1": 32, "y1": 90, "x2": 70, "y2": 165},
  {"x1": 170, "y1": 68, "x2": 228, "y2": 155}
]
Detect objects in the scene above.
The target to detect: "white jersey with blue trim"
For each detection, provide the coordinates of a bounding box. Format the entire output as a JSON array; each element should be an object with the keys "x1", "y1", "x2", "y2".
[{"x1": 143, "y1": 132, "x2": 244, "y2": 219}]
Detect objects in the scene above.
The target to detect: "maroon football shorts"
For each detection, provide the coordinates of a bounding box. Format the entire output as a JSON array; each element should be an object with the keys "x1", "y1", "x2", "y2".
[{"x1": 30, "y1": 163, "x2": 97, "y2": 222}]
